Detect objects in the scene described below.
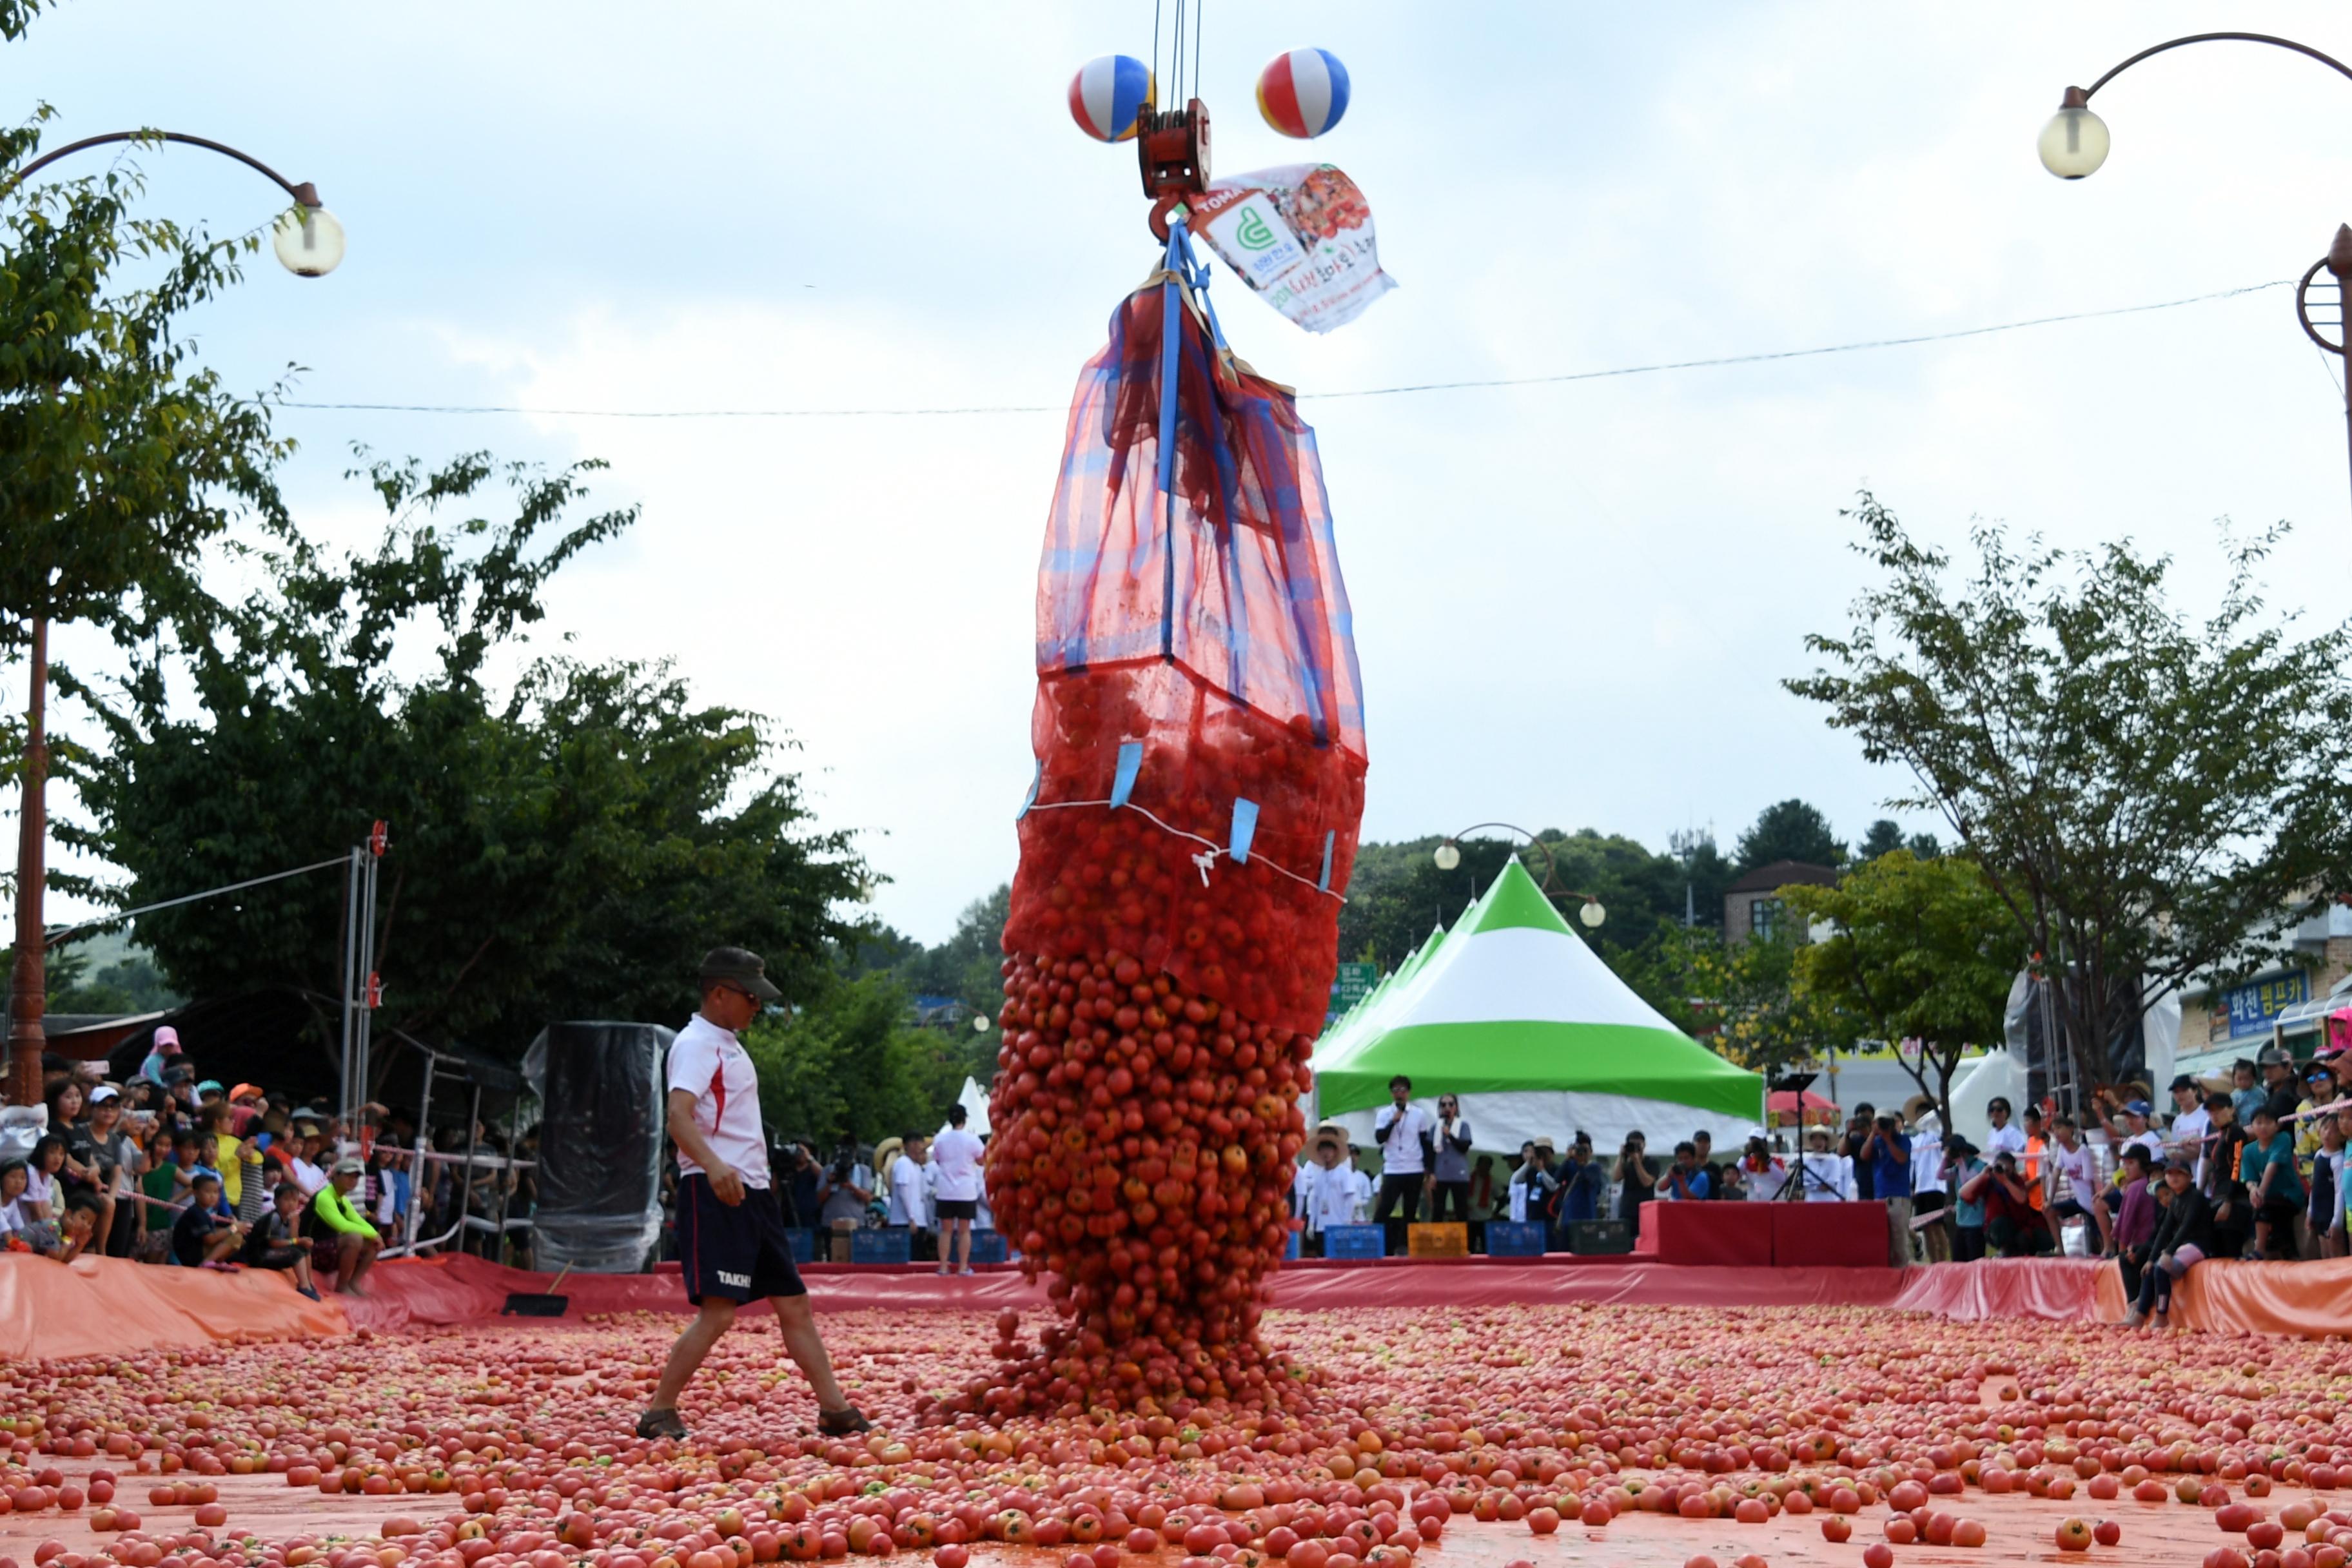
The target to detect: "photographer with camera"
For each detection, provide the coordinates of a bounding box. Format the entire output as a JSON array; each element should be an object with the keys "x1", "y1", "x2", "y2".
[
  {"x1": 818, "y1": 1139, "x2": 872, "y2": 1260},
  {"x1": 1838, "y1": 1103, "x2": 1879, "y2": 1202},
  {"x1": 1858, "y1": 1111, "x2": 1913, "y2": 1264},
  {"x1": 1614, "y1": 1130, "x2": 1657, "y2": 1237}
]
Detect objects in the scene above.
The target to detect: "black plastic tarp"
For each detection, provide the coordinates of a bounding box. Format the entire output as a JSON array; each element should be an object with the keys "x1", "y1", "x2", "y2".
[{"x1": 521, "y1": 1021, "x2": 670, "y2": 1272}]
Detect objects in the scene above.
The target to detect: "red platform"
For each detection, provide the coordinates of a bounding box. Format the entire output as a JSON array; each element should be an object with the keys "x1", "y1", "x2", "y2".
[
  {"x1": 1630, "y1": 1201, "x2": 1772, "y2": 1266},
  {"x1": 1769, "y1": 1201, "x2": 1890, "y2": 1268}
]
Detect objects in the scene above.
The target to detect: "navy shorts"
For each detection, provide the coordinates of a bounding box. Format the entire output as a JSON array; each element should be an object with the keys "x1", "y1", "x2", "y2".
[{"x1": 676, "y1": 1173, "x2": 806, "y2": 1305}]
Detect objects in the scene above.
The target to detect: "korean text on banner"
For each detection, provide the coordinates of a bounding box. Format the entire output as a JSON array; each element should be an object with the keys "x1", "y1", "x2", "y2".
[{"x1": 1192, "y1": 164, "x2": 1395, "y2": 334}]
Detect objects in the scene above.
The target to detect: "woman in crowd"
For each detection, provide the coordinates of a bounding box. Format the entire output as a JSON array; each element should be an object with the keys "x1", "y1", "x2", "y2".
[{"x1": 2126, "y1": 1155, "x2": 2214, "y2": 1328}]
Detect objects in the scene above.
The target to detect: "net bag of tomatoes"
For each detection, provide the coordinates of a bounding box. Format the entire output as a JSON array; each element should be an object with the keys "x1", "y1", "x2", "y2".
[{"x1": 981, "y1": 225, "x2": 1366, "y2": 1418}]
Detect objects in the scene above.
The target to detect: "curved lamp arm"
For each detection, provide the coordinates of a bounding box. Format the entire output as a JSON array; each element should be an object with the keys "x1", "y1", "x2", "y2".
[
  {"x1": 2075, "y1": 32, "x2": 2352, "y2": 102},
  {"x1": 12, "y1": 129, "x2": 322, "y2": 206},
  {"x1": 5, "y1": 128, "x2": 343, "y2": 277},
  {"x1": 2043, "y1": 33, "x2": 2352, "y2": 177}
]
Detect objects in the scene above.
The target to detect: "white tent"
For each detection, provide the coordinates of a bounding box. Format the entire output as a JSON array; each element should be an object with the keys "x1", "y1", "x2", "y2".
[
  {"x1": 1313, "y1": 860, "x2": 1766, "y2": 1159},
  {"x1": 939, "y1": 1074, "x2": 991, "y2": 1139}
]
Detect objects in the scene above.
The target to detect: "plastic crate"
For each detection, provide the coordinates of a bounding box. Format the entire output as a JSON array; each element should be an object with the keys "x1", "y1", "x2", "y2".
[
  {"x1": 785, "y1": 1227, "x2": 816, "y2": 1263},
  {"x1": 1487, "y1": 1220, "x2": 1551, "y2": 1257},
  {"x1": 1284, "y1": 1230, "x2": 1302, "y2": 1261},
  {"x1": 969, "y1": 1230, "x2": 1010, "y2": 1264},
  {"x1": 1565, "y1": 1218, "x2": 1632, "y2": 1255},
  {"x1": 1408, "y1": 1222, "x2": 1469, "y2": 1258},
  {"x1": 1322, "y1": 1223, "x2": 1386, "y2": 1260},
  {"x1": 850, "y1": 1226, "x2": 914, "y2": 1265}
]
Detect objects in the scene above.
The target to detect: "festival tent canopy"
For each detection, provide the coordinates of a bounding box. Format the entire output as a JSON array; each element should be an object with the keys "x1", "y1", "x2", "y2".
[{"x1": 1313, "y1": 859, "x2": 1766, "y2": 1156}]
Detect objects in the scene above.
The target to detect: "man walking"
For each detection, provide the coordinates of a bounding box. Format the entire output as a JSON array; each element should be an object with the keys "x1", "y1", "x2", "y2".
[
  {"x1": 638, "y1": 947, "x2": 868, "y2": 1442},
  {"x1": 1371, "y1": 1074, "x2": 1433, "y2": 1252}
]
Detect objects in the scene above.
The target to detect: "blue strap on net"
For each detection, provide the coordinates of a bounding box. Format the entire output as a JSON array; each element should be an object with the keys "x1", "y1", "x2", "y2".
[
  {"x1": 1109, "y1": 740, "x2": 1145, "y2": 808},
  {"x1": 1155, "y1": 223, "x2": 1184, "y2": 660},
  {"x1": 1229, "y1": 798, "x2": 1260, "y2": 865},
  {"x1": 1014, "y1": 756, "x2": 1043, "y2": 821},
  {"x1": 1318, "y1": 830, "x2": 1337, "y2": 892}
]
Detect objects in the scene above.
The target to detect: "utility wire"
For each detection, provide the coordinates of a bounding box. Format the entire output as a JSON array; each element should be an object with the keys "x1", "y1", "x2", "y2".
[{"x1": 275, "y1": 277, "x2": 2292, "y2": 422}]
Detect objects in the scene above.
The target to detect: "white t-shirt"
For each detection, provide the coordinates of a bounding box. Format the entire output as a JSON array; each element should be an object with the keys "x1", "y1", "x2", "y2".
[
  {"x1": 665, "y1": 1014, "x2": 770, "y2": 1188},
  {"x1": 2168, "y1": 1106, "x2": 2211, "y2": 1180},
  {"x1": 2048, "y1": 1140, "x2": 2097, "y2": 1203},
  {"x1": 930, "y1": 1127, "x2": 985, "y2": 1202},
  {"x1": 1910, "y1": 1135, "x2": 1945, "y2": 1197},
  {"x1": 289, "y1": 1157, "x2": 328, "y2": 1195},
  {"x1": 1300, "y1": 1162, "x2": 1356, "y2": 1230},
  {"x1": 1798, "y1": 1152, "x2": 1856, "y2": 1202},
  {"x1": 1983, "y1": 1122, "x2": 2026, "y2": 1161},
  {"x1": 888, "y1": 1154, "x2": 930, "y2": 1228},
  {"x1": 1373, "y1": 1103, "x2": 1434, "y2": 1175},
  {"x1": 1350, "y1": 1168, "x2": 1373, "y2": 1217}
]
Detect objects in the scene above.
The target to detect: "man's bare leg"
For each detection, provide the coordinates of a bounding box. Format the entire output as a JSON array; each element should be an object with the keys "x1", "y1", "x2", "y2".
[
  {"x1": 774, "y1": 1295, "x2": 853, "y2": 1411},
  {"x1": 649, "y1": 1298, "x2": 736, "y2": 1415}
]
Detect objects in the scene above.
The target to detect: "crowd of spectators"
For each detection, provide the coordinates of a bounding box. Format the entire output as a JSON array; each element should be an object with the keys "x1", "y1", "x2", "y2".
[
  {"x1": 1288, "y1": 1044, "x2": 2352, "y2": 1280},
  {"x1": 668, "y1": 1105, "x2": 996, "y2": 1273},
  {"x1": 0, "y1": 1028, "x2": 529, "y2": 1294}
]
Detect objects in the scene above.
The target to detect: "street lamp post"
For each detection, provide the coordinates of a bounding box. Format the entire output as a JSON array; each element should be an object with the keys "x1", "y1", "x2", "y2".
[
  {"x1": 5, "y1": 131, "x2": 342, "y2": 1108},
  {"x1": 1430, "y1": 822, "x2": 1608, "y2": 930},
  {"x1": 2037, "y1": 33, "x2": 2352, "y2": 508}
]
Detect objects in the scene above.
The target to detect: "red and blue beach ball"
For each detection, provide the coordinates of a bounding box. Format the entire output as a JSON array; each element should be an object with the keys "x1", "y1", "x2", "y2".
[
  {"x1": 1068, "y1": 54, "x2": 1156, "y2": 142},
  {"x1": 1256, "y1": 48, "x2": 1350, "y2": 139}
]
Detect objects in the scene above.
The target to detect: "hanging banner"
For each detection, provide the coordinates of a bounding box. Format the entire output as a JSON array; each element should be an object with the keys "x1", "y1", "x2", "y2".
[{"x1": 1191, "y1": 163, "x2": 1395, "y2": 334}]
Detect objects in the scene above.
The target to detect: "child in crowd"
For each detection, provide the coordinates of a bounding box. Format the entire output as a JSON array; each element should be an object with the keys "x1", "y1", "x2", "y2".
[
  {"x1": 170, "y1": 1170, "x2": 246, "y2": 1266},
  {"x1": 1943, "y1": 1138, "x2": 1988, "y2": 1262},
  {"x1": 2240, "y1": 1106, "x2": 2303, "y2": 1261},
  {"x1": 2312, "y1": 1111, "x2": 2347, "y2": 1260},
  {"x1": 241, "y1": 1181, "x2": 323, "y2": 1298},
  {"x1": 2110, "y1": 1145, "x2": 2159, "y2": 1300},
  {"x1": 2199, "y1": 1093, "x2": 2251, "y2": 1260}
]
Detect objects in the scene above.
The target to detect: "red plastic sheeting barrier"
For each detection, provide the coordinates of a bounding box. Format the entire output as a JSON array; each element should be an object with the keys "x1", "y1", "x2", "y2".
[
  {"x1": 2169, "y1": 1255, "x2": 2352, "y2": 1337},
  {"x1": 339, "y1": 1255, "x2": 1050, "y2": 1333},
  {"x1": 1264, "y1": 1259, "x2": 1909, "y2": 1311},
  {"x1": 1770, "y1": 1202, "x2": 1889, "y2": 1268},
  {"x1": 0, "y1": 1253, "x2": 346, "y2": 1361},
  {"x1": 1886, "y1": 1257, "x2": 2117, "y2": 1322},
  {"x1": 1638, "y1": 1202, "x2": 1772, "y2": 1267}
]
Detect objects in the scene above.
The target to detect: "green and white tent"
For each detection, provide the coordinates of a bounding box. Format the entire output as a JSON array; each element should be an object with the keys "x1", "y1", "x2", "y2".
[{"x1": 1313, "y1": 859, "x2": 1765, "y2": 1159}]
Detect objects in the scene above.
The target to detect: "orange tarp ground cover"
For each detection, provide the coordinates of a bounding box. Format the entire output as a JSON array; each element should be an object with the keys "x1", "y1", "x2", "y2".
[
  {"x1": 0, "y1": 1253, "x2": 346, "y2": 1361},
  {"x1": 2167, "y1": 1255, "x2": 2352, "y2": 1335}
]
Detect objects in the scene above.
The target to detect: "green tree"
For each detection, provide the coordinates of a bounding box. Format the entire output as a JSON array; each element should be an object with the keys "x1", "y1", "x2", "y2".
[
  {"x1": 1781, "y1": 851, "x2": 2019, "y2": 1130},
  {"x1": 740, "y1": 971, "x2": 967, "y2": 1148},
  {"x1": 1789, "y1": 494, "x2": 2352, "y2": 1093},
  {"x1": 57, "y1": 453, "x2": 870, "y2": 1066},
  {"x1": 1669, "y1": 828, "x2": 1733, "y2": 930},
  {"x1": 1733, "y1": 799, "x2": 1845, "y2": 874},
  {"x1": 1858, "y1": 819, "x2": 1905, "y2": 861}
]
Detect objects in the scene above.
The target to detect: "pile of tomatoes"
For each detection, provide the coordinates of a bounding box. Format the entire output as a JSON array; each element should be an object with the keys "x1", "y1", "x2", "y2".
[
  {"x1": 992, "y1": 662, "x2": 1361, "y2": 1411},
  {"x1": 977, "y1": 947, "x2": 1313, "y2": 1417},
  {"x1": 1004, "y1": 667, "x2": 1364, "y2": 1041}
]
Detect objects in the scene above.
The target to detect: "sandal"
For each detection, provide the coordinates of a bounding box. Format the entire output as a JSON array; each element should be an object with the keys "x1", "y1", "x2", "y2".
[
  {"x1": 636, "y1": 1407, "x2": 688, "y2": 1440},
  {"x1": 817, "y1": 1406, "x2": 872, "y2": 1436}
]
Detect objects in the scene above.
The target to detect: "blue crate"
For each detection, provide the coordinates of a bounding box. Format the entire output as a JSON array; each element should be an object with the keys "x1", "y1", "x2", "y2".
[
  {"x1": 785, "y1": 1227, "x2": 816, "y2": 1263},
  {"x1": 969, "y1": 1230, "x2": 1009, "y2": 1264},
  {"x1": 1486, "y1": 1220, "x2": 1549, "y2": 1257},
  {"x1": 1322, "y1": 1223, "x2": 1386, "y2": 1260},
  {"x1": 850, "y1": 1226, "x2": 914, "y2": 1264},
  {"x1": 1285, "y1": 1230, "x2": 1302, "y2": 1261}
]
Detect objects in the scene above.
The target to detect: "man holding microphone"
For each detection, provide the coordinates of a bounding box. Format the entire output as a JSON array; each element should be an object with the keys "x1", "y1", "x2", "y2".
[{"x1": 1371, "y1": 1073, "x2": 1433, "y2": 1253}]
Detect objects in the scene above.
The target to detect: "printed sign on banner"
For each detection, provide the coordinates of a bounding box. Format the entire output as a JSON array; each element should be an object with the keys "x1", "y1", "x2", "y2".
[{"x1": 1193, "y1": 164, "x2": 1395, "y2": 333}]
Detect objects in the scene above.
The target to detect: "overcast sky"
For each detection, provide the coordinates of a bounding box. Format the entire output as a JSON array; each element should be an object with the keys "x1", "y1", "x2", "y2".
[{"x1": 12, "y1": 3, "x2": 2352, "y2": 946}]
